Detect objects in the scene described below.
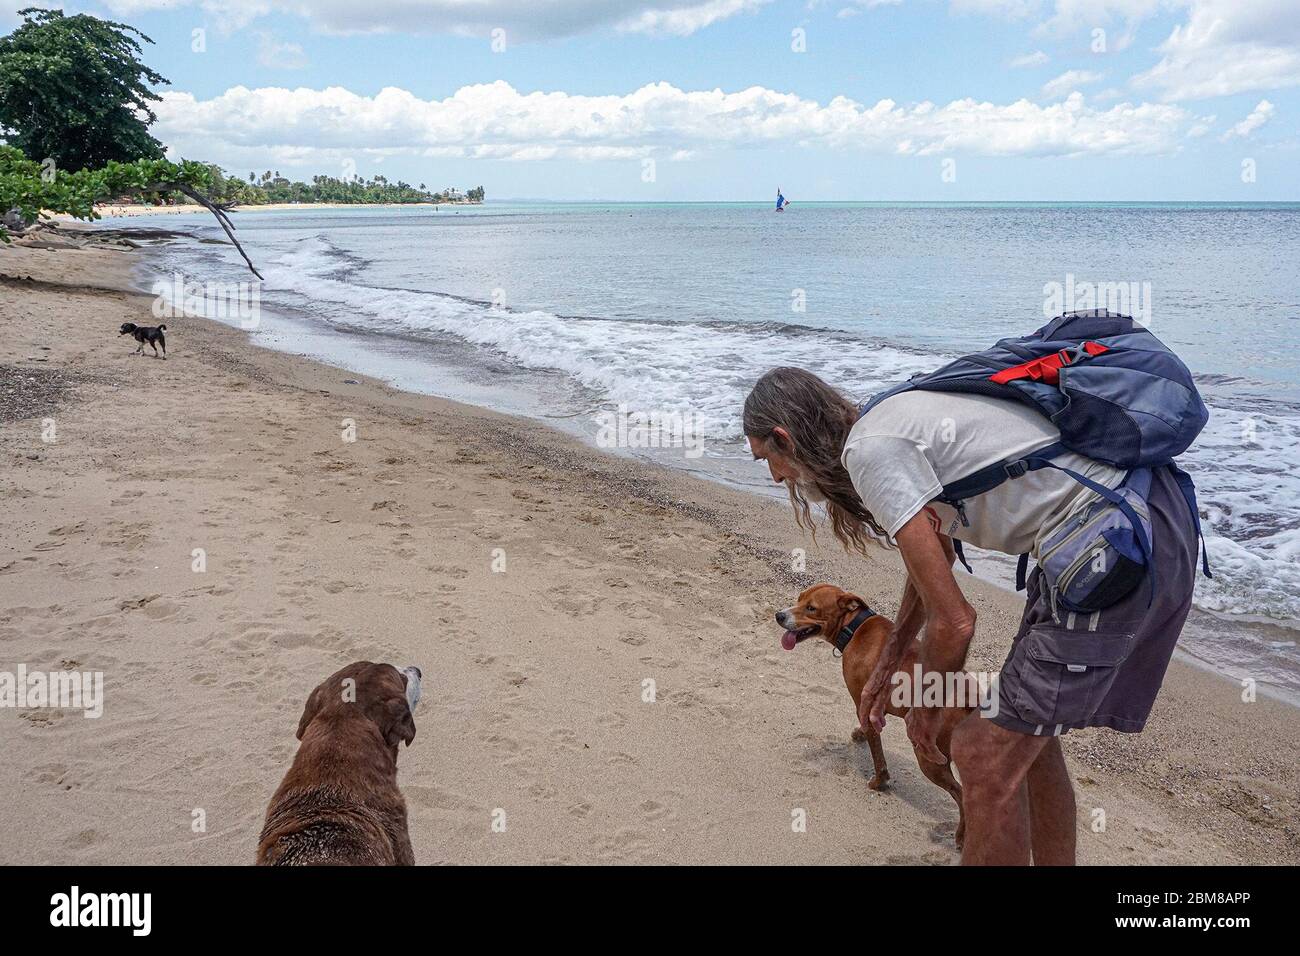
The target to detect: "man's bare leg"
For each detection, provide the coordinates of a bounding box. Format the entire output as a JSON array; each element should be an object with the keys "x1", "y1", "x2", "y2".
[
  {"x1": 1027, "y1": 737, "x2": 1076, "y2": 865},
  {"x1": 950, "y1": 714, "x2": 1050, "y2": 865}
]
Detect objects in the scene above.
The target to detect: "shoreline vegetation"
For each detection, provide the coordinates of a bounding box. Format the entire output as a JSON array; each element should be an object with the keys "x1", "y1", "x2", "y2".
[
  {"x1": 0, "y1": 234, "x2": 1297, "y2": 864},
  {"x1": 195, "y1": 168, "x2": 485, "y2": 208},
  {"x1": 73, "y1": 199, "x2": 482, "y2": 219}
]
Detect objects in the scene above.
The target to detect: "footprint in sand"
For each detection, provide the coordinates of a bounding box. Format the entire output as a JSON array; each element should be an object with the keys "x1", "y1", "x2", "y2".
[
  {"x1": 597, "y1": 711, "x2": 628, "y2": 730},
  {"x1": 48, "y1": 521, "x2": 88, "y2": 537},
  {"x1": 792, "y1": 734, "x2": 854, "y2": 779},
  {"x1": 528, "y1": 782, "x2": 558, "y2": 801},
  {"x1": 548, "y1": 727, "x2": 590, "y2": 754},
  {"x1": 639, "y1": 792, "x2": 684, "y2": 824},
  {"x1": 591, "y1": 827, "x2": 653, "y2": 862},
  {"x1": 140, "y1": 599, "x2": 181, "y2": 622},
  {"x1": 33, "y1": 763, "x2": 88, "y2": 791},
  {"x1": 927, "y1": 821, "x2": 960, "y2": 846},
  {"x1": 19, "y1": 710, "x2": 63, "y2": 727},
  {"x1": 404, "y1": 784, "x2": 478, "y2": 814},
  {"x1": 63, "y1": 829, "x2": 109, "y2": 852},
  {"x1": 548, "y1": 586, "x2": 599, "y2": 616}
]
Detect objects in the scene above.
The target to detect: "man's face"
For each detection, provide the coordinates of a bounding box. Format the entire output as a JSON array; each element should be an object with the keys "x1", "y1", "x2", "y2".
[{"x1": 749, "y1": 430, "x2": 822, "y2": 501}]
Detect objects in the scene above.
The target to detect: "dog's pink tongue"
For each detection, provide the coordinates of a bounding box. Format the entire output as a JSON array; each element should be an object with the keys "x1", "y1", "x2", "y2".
[{"x1": 781, "y1": 630, "x2": 799, "y2": 651}]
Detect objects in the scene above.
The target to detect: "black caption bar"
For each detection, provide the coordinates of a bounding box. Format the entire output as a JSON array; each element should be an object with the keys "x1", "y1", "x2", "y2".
[{"x1": 0, "y1": 865, "x2": 1282, "y2": 942}]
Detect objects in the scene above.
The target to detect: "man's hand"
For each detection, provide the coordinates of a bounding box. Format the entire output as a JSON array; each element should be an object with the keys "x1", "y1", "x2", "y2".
[
  {"x1": 905, "y1": 702, "x2": 947, "y2": 764},
  {"x1": 858, "y1": 636, "x2": 906, "y2": 732}
]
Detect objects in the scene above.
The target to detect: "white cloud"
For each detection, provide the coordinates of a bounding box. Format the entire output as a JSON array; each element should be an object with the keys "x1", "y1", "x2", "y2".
[
  {"x1": 98, "y1": 0, "x2": 770, "y2": 39},
  {"x1": 1133, "y1": 0, "x2": 1300, "y2": 101},
  {"x1": 1221, "y1": 99, "x2": 1275, "y2": 140},
  {"x1": 1009, "y1": 50, "x2": 1050, "y2": 68},
  {"x1": 255, "y1": 32, "x2": 308, "y2": 69},
  {"x1": 153, "y1": 81, "x2": 1192, "y2": 172},
  {"x1": 1041, "y1": 69, "x2": 1104, "y2": 98},
  {"x1": 1036, "y1": 0, "x2": 1162, "y2": 49},
  {"x1": 952, "y1": 0, "x2": 1300, "y2": 94},
  {"x1": 619, "y1": 0, "x2": 768, "y2": 35},
  {"x1": 952, "y1": 0, "x2": 1160, "y2": 33}
]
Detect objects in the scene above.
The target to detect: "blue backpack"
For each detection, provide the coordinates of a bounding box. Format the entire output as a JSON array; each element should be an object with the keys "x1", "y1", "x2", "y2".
[{"x1": 857, "y1": 310, "x2": 1212, "y2": 610}]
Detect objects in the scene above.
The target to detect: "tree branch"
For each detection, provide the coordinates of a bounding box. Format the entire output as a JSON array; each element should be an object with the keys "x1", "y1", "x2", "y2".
[{"x1": 160, "y1": 182, "x2": 263, "y2": 279}]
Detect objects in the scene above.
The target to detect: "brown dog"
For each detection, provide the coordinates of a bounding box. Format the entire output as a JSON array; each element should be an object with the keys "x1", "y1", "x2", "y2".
[
  {"x1": 257, "y1": 661, "x2": 422, "y2": 866},
  {"x1": 777, "y1": 584, "x2": 969, "y2": 846}
]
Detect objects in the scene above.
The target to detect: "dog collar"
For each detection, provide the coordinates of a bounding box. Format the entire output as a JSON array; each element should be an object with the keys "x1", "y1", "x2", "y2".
[{"x1": 835, "y1": 606, "x2": 877, "y2": 653}]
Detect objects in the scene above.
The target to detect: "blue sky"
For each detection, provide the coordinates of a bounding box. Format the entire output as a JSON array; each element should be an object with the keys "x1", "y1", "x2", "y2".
[{"x1": 5, "y1": 1, "x2": 1298, "y2": 199}]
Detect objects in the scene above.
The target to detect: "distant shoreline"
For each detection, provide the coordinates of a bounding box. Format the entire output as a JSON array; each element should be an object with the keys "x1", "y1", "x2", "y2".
[{"x1": 77, "y1": 200, "x2": 482, "y2": 219}]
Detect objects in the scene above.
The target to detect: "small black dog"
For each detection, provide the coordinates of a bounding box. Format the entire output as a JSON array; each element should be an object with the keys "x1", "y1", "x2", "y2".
[{"x1": 119, "y1": 322, "x2": 167, "y2": 358}]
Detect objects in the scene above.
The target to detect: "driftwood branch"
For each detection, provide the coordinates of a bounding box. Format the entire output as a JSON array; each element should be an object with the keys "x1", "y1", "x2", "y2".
[{"x1": 137, "y1": 181, "x2": 263, "y2": 279}]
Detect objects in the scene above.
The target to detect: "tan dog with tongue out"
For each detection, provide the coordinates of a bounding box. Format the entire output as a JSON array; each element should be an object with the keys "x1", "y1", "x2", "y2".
[{"x1": 776, "y1": 582, "x2": 970, "y2": 847}]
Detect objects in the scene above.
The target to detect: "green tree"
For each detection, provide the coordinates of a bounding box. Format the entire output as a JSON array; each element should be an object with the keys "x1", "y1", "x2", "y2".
[
  {"x1": 0, "y1": 8, "x2": 168, "y2": 171},
  {"x1": 0, "y1": 145, "x2": 262, "y2": 276}
]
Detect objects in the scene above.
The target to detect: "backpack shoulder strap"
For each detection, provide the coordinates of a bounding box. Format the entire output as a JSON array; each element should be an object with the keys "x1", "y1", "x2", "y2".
[
  {"x1": 1166, "y1": 463, "x2": 1213, "y2": 578},
  {"x1": 856, "y1": 380, "x2": 919, "y2": 421},
  {"x1": 937, "y1": 440, "x2": 1068, "y2": 510}
]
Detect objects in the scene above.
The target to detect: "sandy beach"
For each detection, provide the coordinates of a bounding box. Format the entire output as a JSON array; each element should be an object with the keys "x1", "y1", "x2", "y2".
[{"x1": 1, "y1": 237, "x2": 1296, "y2": 866}]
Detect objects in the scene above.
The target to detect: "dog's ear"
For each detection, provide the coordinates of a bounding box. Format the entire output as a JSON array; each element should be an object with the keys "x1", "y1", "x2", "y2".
[
  {"x1": 380, "y1": 697, "x2": 417, "y2": 749},
  {"x1": 837, "y1": 592, "x2": 865, "y2": 614},
  {"x1": 295, "y1": 683, "x2": 326, "y2": 740}
]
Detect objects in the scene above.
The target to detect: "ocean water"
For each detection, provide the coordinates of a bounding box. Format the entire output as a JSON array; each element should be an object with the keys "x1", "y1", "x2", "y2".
[{"x1": 121, "y1": 202, "x2": 1300, "y2": 696}]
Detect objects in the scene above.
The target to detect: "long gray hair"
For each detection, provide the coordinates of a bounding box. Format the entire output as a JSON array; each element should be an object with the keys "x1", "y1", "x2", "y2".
[{"x1": 743, "y1": 367, "x2": 889, "y2": 554}]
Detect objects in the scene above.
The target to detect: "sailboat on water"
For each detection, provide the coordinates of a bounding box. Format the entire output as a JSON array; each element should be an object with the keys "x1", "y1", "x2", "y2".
[{"x1": 775, "y1": 188, "x2": 790, "y2": 212}]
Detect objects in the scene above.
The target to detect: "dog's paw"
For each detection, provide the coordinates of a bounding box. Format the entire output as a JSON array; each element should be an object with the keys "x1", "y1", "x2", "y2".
[{"x1": 867, "y1": 770, "x2": 891, "y2": 791}]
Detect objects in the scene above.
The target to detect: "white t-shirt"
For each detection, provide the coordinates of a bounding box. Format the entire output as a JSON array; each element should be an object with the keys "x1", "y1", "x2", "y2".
[{"x1": 841, "y1": 391, "x2": 1125, "y2": 557}]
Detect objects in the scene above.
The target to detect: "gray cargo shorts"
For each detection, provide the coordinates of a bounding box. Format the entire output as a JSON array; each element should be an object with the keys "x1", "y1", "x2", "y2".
[{"x1": 989, "y1": 464, "x2": 1198, "y2": 736}]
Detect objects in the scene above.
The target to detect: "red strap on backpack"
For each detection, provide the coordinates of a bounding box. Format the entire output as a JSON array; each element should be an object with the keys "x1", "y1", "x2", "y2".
[{"x1": 990, "y1": 342, "x2": 1109, "y2": 387}]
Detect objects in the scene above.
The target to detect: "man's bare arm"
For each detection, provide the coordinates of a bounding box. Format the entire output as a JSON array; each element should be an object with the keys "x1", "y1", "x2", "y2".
[
  {"x1": 894, "y1": 514, "x2": 976, "y2": 675},
  {"x1": 859, "y1": 516, "x2": 973, "y2": 729}
]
